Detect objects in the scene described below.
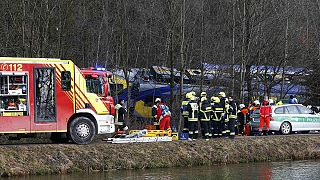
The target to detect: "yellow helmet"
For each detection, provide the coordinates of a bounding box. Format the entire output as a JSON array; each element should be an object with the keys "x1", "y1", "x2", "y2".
[
  {"x1": 190, "y1": 91, "x2": 196, "y2": 96},
  {"x1": 218, "y1": 92, "x2": 226, "y2": 98},
  {"x1": 190, "y1": 95, "x2": 196, "y2": 101},
  {"x1": 200, "y1": 92, "x2": 207, "y2": 97},
  {"x1": 211, "y1": 96, "x2": 220, "y2": 103},
  {"x1": 185, "y1": 93, "x2": 191, "y2": 99},
  {"x1": 201, "y1": 97, "x2": 207, "y2": 102}
]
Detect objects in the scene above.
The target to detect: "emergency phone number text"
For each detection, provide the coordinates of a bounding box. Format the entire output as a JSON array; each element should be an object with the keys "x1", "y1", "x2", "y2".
[{"x1": 0, "y1": 64, "x2": 23, "y2": 71}]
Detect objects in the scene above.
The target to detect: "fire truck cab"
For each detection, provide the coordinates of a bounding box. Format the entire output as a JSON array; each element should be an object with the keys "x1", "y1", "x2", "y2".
[{"x1": 0, "y1": 57, "x2": 115, "y2": 144}]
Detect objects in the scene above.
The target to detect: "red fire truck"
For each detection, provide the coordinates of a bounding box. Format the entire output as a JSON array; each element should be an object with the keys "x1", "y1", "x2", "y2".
[{"x1": 0, "y1": 57, "x2": 115, "y2": 144}]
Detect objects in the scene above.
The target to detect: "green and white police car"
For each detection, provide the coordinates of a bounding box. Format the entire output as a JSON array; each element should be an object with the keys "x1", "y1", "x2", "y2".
[{"x1": 250, "y1": 104, "x2": 320, "y2": 135}]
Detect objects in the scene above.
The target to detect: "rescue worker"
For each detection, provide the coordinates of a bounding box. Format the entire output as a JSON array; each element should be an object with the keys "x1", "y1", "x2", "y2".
[
  {"x1": 199, "y1": 92, "x2": 207, "y2": 137},
  {"x1": 181, "y1": 93, "x2": 191, "y2": 133},
  {"x1": 227, "y1": 97, "x2": 237, "y2": 138},
  {"x1": 218, "y1": 92, "x2": 228, "y2": 137},
  {"x1": 152, "y1": 99, "x2": 159, "y2": 129},
  {"x1": 186, "y1": 94, "x2": 199, "y2": 140},
  {"x1": 115, "y1": 99, "x2": 128, "y2": 132},
  {"x1": 237, "y1": 104, "x2": 249, "y2": 136},
  {"x1": 155, "y1": 98, "x2": 171, "y2": 131},
  {"x1": 199, "y1": 92, "x2": 211, "y2": 140},
  {"x1": 249, "y1": 100, "x2": 260, "y2": 116},
  {"x1": 211, "y1": 96, "x2": 223, "y2": 138},
  {"x1": 258, "y1": 96, "x2": 273, "y2": 136}
]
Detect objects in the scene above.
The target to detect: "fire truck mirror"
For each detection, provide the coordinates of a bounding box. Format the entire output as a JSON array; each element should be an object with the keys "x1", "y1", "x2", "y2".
[
  {"x1": 61, "y1": 71, "x2": 71, "y2": 91},
  {"x1": 104, "y1": 84, "x2": 109, "y2": 97}
]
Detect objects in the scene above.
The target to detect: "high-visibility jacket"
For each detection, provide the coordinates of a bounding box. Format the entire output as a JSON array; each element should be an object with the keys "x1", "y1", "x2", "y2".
[
  {"x1": 211, "y1": 103, "x2": 224, "y2": 121},
  {"x1": 199, "y1": 99, "x2": 211, "y2": 121},
  {"x1": 228, "y1": 101, "x2": 237, "y2": 119},
  {"x1": 260, "y1": 102, "x2": 272, "y2": 118},
  {"x1": 186, "y1": 101, "x2": 199, "y2": 121}
]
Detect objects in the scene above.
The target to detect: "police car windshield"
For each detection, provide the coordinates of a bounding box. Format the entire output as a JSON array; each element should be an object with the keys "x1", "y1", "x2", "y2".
[{"x1": 85, "y1": 75, "x2": 105, "y2": 96}]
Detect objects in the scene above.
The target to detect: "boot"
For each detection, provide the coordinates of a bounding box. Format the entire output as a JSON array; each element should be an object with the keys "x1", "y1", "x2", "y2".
[
  {"x1": 188, "y1": 133, "x2": 193, "y2": 141},
  {"x1": 263, "y1": 130, "x2": 269, "y2": 136},
  {"x1": 193, "y1": 133, "x2": 198, "y2": 140}
]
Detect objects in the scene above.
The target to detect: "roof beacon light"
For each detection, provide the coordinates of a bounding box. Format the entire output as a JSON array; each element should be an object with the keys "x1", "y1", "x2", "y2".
[{"x1": 96, "y1": 67, "x2": 106, "y2": 71}]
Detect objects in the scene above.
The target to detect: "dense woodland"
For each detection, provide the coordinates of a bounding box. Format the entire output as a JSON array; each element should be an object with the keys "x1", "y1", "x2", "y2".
[{"x1": 1, "y1": 0, "x2": 320, "y2": 106}]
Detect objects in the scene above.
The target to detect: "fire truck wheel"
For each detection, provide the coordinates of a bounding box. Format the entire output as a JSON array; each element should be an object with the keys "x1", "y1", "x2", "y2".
[{"x1": 69, "y1": 117, "x2": 96, "y2": 144}]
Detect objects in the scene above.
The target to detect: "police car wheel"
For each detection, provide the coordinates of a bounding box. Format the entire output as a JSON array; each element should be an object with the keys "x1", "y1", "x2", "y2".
[
  {"x1": 280, "y1": 122, "x2": 291, "y2": 135},
  {"x1": 69, "y1": 117, "x2": 96, "y2": 144}
]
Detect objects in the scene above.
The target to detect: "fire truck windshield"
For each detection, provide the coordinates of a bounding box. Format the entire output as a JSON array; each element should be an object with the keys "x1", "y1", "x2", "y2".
[{"x1": 85, "y1": 75, "x2": 105, "y2": 96}]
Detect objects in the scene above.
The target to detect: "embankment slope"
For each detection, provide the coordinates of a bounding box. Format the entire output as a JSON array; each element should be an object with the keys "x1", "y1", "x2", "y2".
[{"x1": 0, "y1": 135, "x2": 319, "y2": 176}]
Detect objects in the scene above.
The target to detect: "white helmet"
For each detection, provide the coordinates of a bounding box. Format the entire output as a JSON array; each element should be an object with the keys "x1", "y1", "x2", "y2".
[
  {"x1": 269, "y1": 99, "x2": 274, "y2": 105},
  {"x1": 155, "y1": 98, "x2": 161, "y2": 103},
  {"x1": 254, "y1": 100, "x2": 260, "y2": 105},
  {"x1": 239, "y1": 104, "x2": 245, "y2": 109}
]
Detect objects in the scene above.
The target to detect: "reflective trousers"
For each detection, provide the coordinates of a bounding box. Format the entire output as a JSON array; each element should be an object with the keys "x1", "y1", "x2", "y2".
[
  {"x1": 188, "y1": 121, "x2": 199, "y2": 139},
  {"x1": 182, "y1": 116, "x2": 189, "y2": 133},
  {"x1": 211, "y1": 120, "x2": 222, "y2": 137},
  {"x1": 200, "y1": 121, "x2": 210, "y2": 138}
]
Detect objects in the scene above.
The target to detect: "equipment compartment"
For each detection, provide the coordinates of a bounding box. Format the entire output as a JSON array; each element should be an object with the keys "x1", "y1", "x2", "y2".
[{"x1": 0, "y1": 72, "x2": 28, "y2": 116}]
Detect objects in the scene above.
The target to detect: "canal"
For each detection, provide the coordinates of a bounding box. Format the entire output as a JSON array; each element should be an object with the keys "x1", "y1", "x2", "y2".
[{"x1": 7, "y1": 160, "x2": 320, "y2": 180}]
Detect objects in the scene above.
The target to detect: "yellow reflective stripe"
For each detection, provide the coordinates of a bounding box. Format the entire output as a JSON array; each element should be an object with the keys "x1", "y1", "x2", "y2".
[{"x1": 188, "y1": 118, "x2": 198, "y2": 121}]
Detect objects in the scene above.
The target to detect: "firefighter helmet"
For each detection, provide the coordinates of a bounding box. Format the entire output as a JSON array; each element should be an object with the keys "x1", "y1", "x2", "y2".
[
  {"x1": 218, "y1": 92, "x2": 226, "y2": 98},
  {"x1": 200, "y1": 92, "x2": 207, "y2": 97},
  {"x1": 239, "y1": 104, "x2": 245, "y2": 109},
  {"x1": 201, "y1": 97, "x2": 207, "y2": 102},
  {"x1": 254, "y1": 100, "x2": 260, "y2": 106},
  {"x1": 190, "y1": 95, "x2": 196, "y2": 101},
  {"x1": 211, "y1": 96, "x2": 220, "y2": 103},
  {"x1": 185, "y1": 93, "x2": 191, "y2": 99},
  {"x1": 190, "y1": 91, "x2": 196, "y2": 96}
]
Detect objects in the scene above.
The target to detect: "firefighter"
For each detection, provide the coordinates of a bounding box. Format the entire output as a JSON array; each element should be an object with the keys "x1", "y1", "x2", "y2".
[
  {"x1": 258, "y1": 96, "x2": 273, "y2": 136},
  {"x1": 186, "y1": 95, "x2": 199, "y2": 141},
  {"x1": 237, "y1": 104, "x2": 249, "y2": 136},
  {"x1": 152, "y1": 99, "x2": 159, "y2": 129},
  {"x1": 115, "y1": 99, "x2": 128, "y2": 132},
  {"x1": 155, "y1": 98, "x2": 171, "y2": 130},
  {"x1": 181, "y1": 93, "x2": 191, "y2": 133},
  {"x1": 199, "y1": 92, "x2": 207, "y2": 137},
  {"x1": 211, "y1": 96, "x2": 223, "y2": 138},
  {"x1": 199, "y1": 92, "x2": 211, "y2": 140},
  {"x1": 227, "y1": 96, "x2": 237, "y2": 138},
  {"x1": 218, "y1": 92, "x2": 228, "y2": 137}
]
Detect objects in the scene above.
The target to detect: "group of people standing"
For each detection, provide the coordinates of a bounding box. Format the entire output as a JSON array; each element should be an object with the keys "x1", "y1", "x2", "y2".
[
  {"x1": 181, "y1": 91, "x2": 242, "y2": 141},
  {"x1": 114, "y1": 91, "x2": 279, "y2": 138}
]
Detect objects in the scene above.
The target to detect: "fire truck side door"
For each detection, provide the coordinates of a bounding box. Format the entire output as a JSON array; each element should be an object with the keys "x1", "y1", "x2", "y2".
[{"x1": 32, "y1": 67, "x2": 57, "y2": 132}]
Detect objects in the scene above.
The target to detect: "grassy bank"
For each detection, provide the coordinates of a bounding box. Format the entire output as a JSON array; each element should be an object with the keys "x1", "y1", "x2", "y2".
[{"x1": 0, "y1": 135, "x2": 319, "y2": 176}]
